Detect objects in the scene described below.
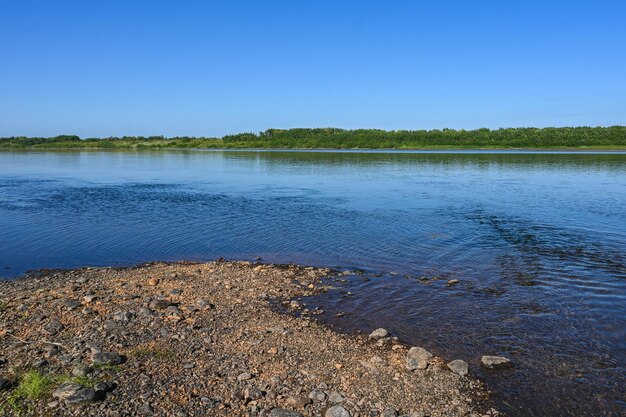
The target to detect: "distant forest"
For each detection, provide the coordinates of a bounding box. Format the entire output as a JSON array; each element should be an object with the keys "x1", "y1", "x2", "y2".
[{"x1": 1, "y1": 126, "x2": 625, "y2": 149}]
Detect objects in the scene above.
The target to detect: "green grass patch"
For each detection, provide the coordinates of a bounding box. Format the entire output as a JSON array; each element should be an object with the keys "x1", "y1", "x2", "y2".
[{"x1": 3, "y1": 370, "x2": 53, "y2": 415}]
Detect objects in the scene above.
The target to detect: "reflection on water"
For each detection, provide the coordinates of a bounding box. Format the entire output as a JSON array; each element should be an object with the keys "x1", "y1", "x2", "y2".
[{"x1": 0, "y1": 149, "x2": 625, "y2": 416}]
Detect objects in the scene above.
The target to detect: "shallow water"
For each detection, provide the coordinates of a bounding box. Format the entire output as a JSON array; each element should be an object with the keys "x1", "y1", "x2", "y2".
[{"x1": 0, "y1": 149, "x2": 624, "y2": 415}]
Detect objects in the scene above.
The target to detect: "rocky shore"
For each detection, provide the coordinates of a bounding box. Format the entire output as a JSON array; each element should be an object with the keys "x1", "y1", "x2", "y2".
[{"x1": 0, "y1": 260, "x2": 497, "y2": 416}]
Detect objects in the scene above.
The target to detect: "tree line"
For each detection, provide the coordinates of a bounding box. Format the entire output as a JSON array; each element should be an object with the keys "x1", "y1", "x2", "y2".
[{"x1": 1, "y1": 126, "x2": 625, "y2": 149}]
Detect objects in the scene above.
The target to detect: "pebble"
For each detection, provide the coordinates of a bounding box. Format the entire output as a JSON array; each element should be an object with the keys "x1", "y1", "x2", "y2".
[
  {"x1": 237, "y1": 372, "x2": 252, "y2": 381},
  {"x1": 326, "y1": 405, "x2": 351, "y2": 417},
  {"x1": 309, "y1": 388, "x2": 327, "y2": 402},
  {"x1": 92, "y1": 352, "x2": 123, "y2": 366},
  {"x1": 287, "y1": 394, "x2": 311, "y2": 408},
  {"x1": 381, "y1": 408, "x2": 398, "y2": 417},
  {"x1": 446, "y1": 279, "x2": 460, "y2": 286},
  {"x1": 148, "y1": 277, "x2": 160, "y2": 286},
  {"x1": 369, "y1": 328, "x2": 388, "y2": 339},
  {"x1": 480, "y1": 356, "x2": 512, "y2": 369},
  {"x1": 83, "y1": 294, "x2": 97, "y2": 303},
  {"x1": 447, "y1": 359, "x2": 469, "y2": 376},
  {"x1": 43, "y1": 320, "x2": 64, "y2": 335},
  {"x1": 270, "y1": 409, "x2": 304, "y2": 417},
  {"x1": 328, "y1": 391, "x2": 345, "y2": 403},
  {"x1": 72, "y1": 364, "x2": 94, "y2": 377}
]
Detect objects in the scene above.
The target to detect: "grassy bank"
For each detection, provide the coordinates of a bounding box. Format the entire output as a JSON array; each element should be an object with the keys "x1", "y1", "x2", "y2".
[{"x1": 1, "y1": 126, "x2": 626, "y2": 150}]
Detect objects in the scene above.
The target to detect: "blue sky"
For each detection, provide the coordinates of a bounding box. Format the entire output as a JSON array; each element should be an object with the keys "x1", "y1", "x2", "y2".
[{"x1": 1, "y1": 1, "x2": 625, "y2": 137}]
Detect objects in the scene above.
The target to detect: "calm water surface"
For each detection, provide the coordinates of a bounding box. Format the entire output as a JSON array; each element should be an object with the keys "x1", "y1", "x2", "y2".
[{"x1": 1, "y1": 150, "x2": 625, "y2": 416}]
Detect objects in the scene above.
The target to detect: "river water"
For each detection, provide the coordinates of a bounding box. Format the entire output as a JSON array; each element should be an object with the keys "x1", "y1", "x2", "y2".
[{"x1": 0, "y1": 150, "x2": 624, "y2": 416}]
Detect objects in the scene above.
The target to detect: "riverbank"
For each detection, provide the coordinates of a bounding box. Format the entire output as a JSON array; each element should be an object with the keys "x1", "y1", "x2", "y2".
[
  {"x1": 2, "y1": 126, "x2": 625, "y2": 150},
  {"x1": 0, "y1": 261, "x2": 495, "y2": 417}
]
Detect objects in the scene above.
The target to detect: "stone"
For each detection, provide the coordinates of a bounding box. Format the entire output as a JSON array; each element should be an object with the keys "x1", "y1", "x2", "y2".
[
  {"x1": 53, "y1": 383, "x2": 82, "y2": 400},
  {"x1": 328, "y1": 391, "x2": 345, "y2": 404},
  {"x1": 170, "y1": 288, "x2": 182, "y2": 296},
  {"x1": 446, "y1": 279, "x2": 460, "y2": 286},
  {"x1": 197, "y1": 299, "x2": 212, "y2": 310},
  {"x1": 308, "y1": 388, "x2": 327, "y2": 402},
  {"x1": 244, "y1": 386, "x2": 263, "y2": 400},
  {"x1": 113, "y1": 311, "x2": 135, "y2": 322},
  {"x1": 406, "y1": 347, "x2": 433, "y2": 371},
  {"x1": 270, "y1": 409, "x2": 304, "y2": 417},
  {"x1": 65, "y1": 387, "x2": 96, "y2": 406},
  {"x1": 368, "y1": 328, "x2": 388, "y2": 339},
  {"x1": 139, "y1": 402, "x2": 154, "y2": 415},
  {"x1": 72, "y1": 364, "x2": 93, "y2": 377},
  {"x1": 0, "y1": 378, "x2": 13, "y2": 391},
  {"x1": 83, "y1": 294, "x2": 97, "y2": 303},
  {"x1": 480, "y1": 356, "x2": 512, "y2": 369},
  {"x1": 94, "y1": 382, "x2": 111, "y2": 393},
  {"x1": 148, "y1": 277, "x2": 160, "y2": 286},
  {"x1": 43, "y1": 320, "x2": 64, "y2": 335},
  {"x1": 381, "y1": 409, "x2": 398, "y2": 417},
  {"x1": 326, "y1": 405, "x2": 351, "y2": 417},
  {"x1": 138, "y1": 307, "x2": 155, "y2": 317},
  {"x1": 92, "y1": 352, "x2": 123, "y2": 366},
  {"x1": 151, "y1": 299, "x2": 170, "y2": 310},
  {"x1": 63, "y1": 299, "x2": 82, "y2": 310},
  {"x1": 287, "y1": 395, "x2": 311, "y2": 408},
  {"x1": 237, "y1": 372, "x2": 252, "y2": 381},
  {"x1": 447, "y1": 359, "x2": 469, "y2": 376}
]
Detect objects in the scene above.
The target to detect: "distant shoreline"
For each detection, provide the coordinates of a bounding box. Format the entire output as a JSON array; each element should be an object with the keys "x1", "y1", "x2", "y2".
[
  {"x1": 2, "y1": 146, "x2": 626, "y2": 152},
  {"x1": 2, "y1": 126, "x2": 625, "y2": 150}
]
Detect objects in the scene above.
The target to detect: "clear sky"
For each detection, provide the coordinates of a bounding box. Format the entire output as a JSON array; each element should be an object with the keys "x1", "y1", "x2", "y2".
[{"x1": 1, "y1": 1, "x2": 625, "y2": 137}]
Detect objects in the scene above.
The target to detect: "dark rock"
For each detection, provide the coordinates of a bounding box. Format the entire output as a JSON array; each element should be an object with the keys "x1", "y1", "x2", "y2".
[
  {"x1": 381, "y1": 409, "x2": 398, "y2": 417},
  {"x1": 63, "y1": 299, "x2": 82, "y2": 310},
  {"x1": 151, "y1": 299, "x2": 170, "y2": 310},
  {"x1": 53, "y1": 382, "x2": 83, "y2": 400},
  {"x1": 0, "y1": 378, "x2": 13, "y2": 391},
  {"x1": 92, "y1": 352, "x2": 123, "y2": 366},
  {"x1": 43, "y1": 320, "x2": 64, "y2": 335},
  {"x1": 65, "y1": 387, "x2": 96, "y2": 406},
  {"x1": 72, "y1": 364, "x2": 94, "y2": 377}
]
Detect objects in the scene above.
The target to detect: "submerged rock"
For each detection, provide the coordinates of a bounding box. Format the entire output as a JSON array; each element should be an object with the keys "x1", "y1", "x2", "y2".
[
  {"x1": 369, "y1": 328, "x2": 388, "y2": 339},
  {"x1": 480, "y1": 355, "x2": 512, "y2": 369}
]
